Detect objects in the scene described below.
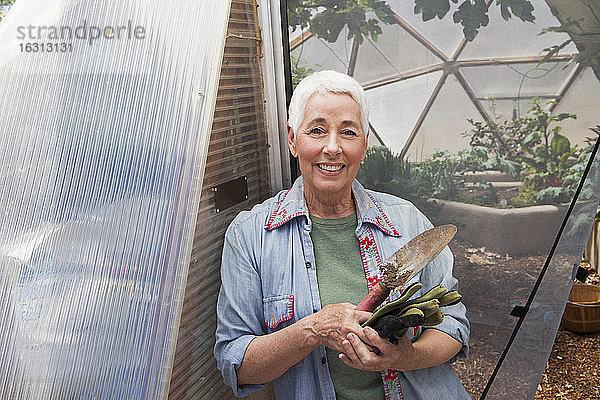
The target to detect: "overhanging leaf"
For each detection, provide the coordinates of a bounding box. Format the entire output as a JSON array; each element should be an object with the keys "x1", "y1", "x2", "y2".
[
  {"x1": 453, "y1": 0, "x2": 489, "y2": 41},
  {"x1": 414, "y1": 0, "x2": 451, "y2": 21},
  {"x1": 538, "y1": 40, "x2": 573, "y2": 66},
  {"x1": 496, "y1": 0, "x2": 535, "y2": 23},
  {"x1": 309, "y1": 11, "x2": 346, "y2": 42}
]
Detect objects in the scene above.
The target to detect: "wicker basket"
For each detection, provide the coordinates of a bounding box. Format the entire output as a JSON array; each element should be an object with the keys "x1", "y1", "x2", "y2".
[{"x1": 561, "y1": 283, "x2": 600, "y2": 334}]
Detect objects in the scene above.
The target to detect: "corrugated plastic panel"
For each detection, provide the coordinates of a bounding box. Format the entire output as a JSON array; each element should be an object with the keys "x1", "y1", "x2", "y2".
[
  {"x1": 167, "y1": 0, "x2": 274, "y2": 399},
  {"x1": 0, "y1": 0, "x2": 230, "y2": 399}
]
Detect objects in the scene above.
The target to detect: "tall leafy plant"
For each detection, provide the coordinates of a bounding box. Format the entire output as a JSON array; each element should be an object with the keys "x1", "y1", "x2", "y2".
[
  {"x1": 551, "y1": 126, "x2": 600, "y2": 204},
  {"x1": 467, "y1": 104, "x2": 528, "y2": 177},
  {"x1": 466, "y1": 99, "x2": 579, "y2": 204},
  {"x1": 516, "y1": 100, "x2": 577, "y2": 203},
  {"x1": 419, "y1": 148, "x2": 483, "y2": 200}
]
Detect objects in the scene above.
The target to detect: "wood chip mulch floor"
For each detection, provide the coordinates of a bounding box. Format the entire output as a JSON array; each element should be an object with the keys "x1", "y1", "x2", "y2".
[{"x1": 449, "y1": 240, "x2": 600, "y2": 399}]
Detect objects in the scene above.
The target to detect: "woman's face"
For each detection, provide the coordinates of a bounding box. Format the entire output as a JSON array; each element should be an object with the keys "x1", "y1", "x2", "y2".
[{"x1": 288, "y1": 92, "x2": 367, "y2": 202}]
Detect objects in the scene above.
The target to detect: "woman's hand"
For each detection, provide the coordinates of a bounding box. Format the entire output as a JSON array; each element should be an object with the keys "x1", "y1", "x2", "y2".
[
  {"x1": 308, "y1": 303, "x2": 372, "y2": 353},
  {"x1": 338, "y1": 326, "x2": 418, "y2": 371},
  {"x1": 338, "y1": 327, "x2": 462, "y2": 372},
  {"x1": 238, "y1": 303, "x2": 374, "y2": 385}
]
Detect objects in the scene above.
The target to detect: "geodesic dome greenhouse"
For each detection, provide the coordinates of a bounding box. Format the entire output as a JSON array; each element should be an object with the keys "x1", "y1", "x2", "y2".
[
  {"x1": 290, "y1": 0, "x2": 600, "y2": 161},
  {"x1": 289, "y1": 1, "x2": 600, "y2": 398}
]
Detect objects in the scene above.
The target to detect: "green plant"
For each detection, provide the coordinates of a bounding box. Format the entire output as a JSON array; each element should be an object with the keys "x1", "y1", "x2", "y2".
[
  {"x1": 357, "y1": 146, "x2": 442, "y2": 218},
  {"x1": 466, "y1": 99, "x2": 579, "y2": 205},
  {"x1": 290, "y1": 55, "x2": 316, "y2": 89},
  {"x1": 516, "y1": 99, "x2": 577, "y2": 204},
  {"x1": 287, "y1": 0, "x2": 396, "y2": 44},
  {"x1": 420, "y1": 149, "x2": 470, "y2": 200},
  {"x1": 287, "y1": 0, "x2": 536, "y2": 44},
  {"x1": 419, "y1": 148, "x2": 499, "y2": 206},
  {"x1": 467, "y1": 102, "x2": 529, "y2": 173},
  {"x1": 357, "y1": 146, "x2": 499, "y2": 218}
]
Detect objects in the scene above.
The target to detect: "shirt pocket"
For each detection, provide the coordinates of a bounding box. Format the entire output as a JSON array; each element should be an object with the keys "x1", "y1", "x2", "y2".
[{"x1": 263, "y1": 294, "x2": 294, "y2": 330}]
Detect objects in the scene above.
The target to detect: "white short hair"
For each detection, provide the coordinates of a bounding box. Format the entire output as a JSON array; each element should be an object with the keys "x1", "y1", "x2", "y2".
[{"x1": 288, "y1": 70, "x2": 369, "y2": 137}]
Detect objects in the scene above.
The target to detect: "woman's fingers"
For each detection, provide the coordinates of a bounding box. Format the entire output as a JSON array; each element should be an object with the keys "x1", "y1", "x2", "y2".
[
  {"x1": 349, "y1": 332, "x2": 374, "y2": 360},
  {"x1": 363, "y1": 326, "x2": 392, "y2": 350},
  {"x1": 338, "y1": 352, "x2": 358, "y2": 369},
  {"x1": 339, "y1": 326, "x2": 422, "y2": 372},
  {"x1": 340, "y1": 332, "x2": 383, "y2": 371},
  {"x1": 340, "y1": 336, "x2": 363, "y2": 367},
  {"x1": 363, "y1": 341, "x2": 380, "y2": 353}
]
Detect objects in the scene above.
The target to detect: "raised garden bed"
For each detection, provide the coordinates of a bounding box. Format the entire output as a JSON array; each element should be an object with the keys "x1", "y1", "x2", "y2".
[{"x1": 437, "y1": 200, "x2": 569, "y2": 255}]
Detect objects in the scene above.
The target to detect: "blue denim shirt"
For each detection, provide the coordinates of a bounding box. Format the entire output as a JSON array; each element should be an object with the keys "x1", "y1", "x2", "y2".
[{"x1": 214, "y1": 177, "x2": 470, "y2": 399}]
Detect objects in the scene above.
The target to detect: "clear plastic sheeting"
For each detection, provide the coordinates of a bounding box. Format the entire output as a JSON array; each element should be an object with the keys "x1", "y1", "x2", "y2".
[
  {"x1": 483, "y1": 145, "x2": 600, "y2": 399},
  {"x1": 291, "y1": 27, "x2": 352, "y2": 75},
  {"x1": 405, "y1": 74, "x2": 479, "y2": 160},
  {"x1": 478, "y1": 98, "x2": 538, "y2": 124},
  {"x1": 460, "y1": 61, "x2": 576, "y2": 100},
  {"x1": 353, "y1": 20, "x2": 442, "y2": 84},
  {"x1": 0, "y1": 0, "x2": 230, "y2": 399}
]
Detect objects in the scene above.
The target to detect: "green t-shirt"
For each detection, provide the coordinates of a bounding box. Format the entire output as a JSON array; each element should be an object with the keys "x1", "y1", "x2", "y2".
[{"x1": 310, "y1": 214, "x2": 385, "y2": 400}]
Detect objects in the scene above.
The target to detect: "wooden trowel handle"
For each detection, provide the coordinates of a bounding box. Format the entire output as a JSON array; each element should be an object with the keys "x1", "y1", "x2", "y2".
[{"x1": 356, "y1": 281, "x2": 390, "y2": 312}]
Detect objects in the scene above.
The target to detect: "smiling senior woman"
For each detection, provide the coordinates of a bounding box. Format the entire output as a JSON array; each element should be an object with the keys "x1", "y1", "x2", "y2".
[{"x1": 214, "y1": 70, "x2": 470, "y2": 399}]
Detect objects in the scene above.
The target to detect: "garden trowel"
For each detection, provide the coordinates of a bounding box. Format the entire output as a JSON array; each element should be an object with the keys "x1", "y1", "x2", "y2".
[{"x1": 356, "y1": 224, "x2": 457, "y2": 312}]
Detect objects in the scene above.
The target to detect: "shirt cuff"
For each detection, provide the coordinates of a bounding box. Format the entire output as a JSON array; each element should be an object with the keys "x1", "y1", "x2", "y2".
[
  {"x1": 220, "y1": 335, "x2": 266, "y2": 397},
  {"x1": 424, "y1": 315, "x2": 469, "y2": 362}
]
